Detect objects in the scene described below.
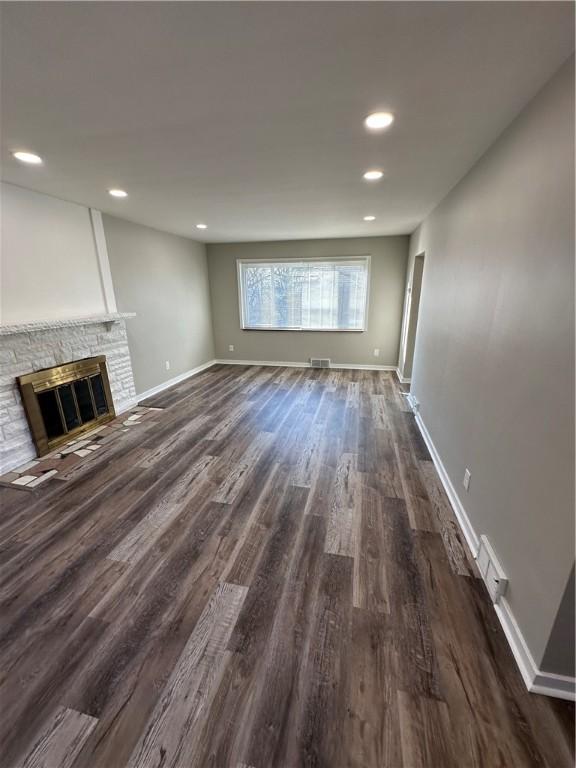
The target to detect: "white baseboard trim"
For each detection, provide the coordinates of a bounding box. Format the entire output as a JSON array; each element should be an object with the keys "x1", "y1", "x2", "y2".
[
  {"x1": 115, "y1": 396, "x2": 140, "y2": 415},
  {"x1": 133, "y1": 359, "x2": 217, "y2": 403},
  {"x1": 215, "y1": 358, "x2": 309, "y2": 368},
  {"x1": 412, "y1": 407, "x2": 575, "y2": 701},
  {"x1": 214, "y1": 358, "x2": 397, "y2": 372},
  {"x1": 414, "y1": 410, "x2": 479, "y2": 557},
  {"x1": 395, "y1": 369, "x2": 412, "y2": 384},
  {"x1": 495, "y1": 598, "x2": 576, "y2": 700},
  {"x1": 331, "y1": 363, "x2": 397, "y2": 371},
  {"x1": 406, "y1": 393, "x2": 419, "y2": 412}
]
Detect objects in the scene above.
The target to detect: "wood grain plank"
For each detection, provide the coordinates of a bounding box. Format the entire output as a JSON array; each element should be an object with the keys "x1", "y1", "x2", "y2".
[
  {"x1": 394, "y1": 442, "x2": 437, "y2": 532},
  {"x1": 286, "y1": 553, "x2": 354, "y2": 767},
  {"x1": 232, "y1": 513, "x2": 327, "y2": 768},
  {"x1": 397, "y1": 690, "x2": 456, "y2": 768},
  {"x1": 0, "y1": 617, "x2": 108, "y2": 768},
  {"x1": 188, "y1": 485, "x2": 308, "y2": 767},
  {"x1": 353, "y1": 485, "x2": 390, "y2": 613},
  {"x1": 291, "y1": 423, "x2": 324, "y2": 488},
  {"x1": 345, "y1": 608, "x2": 402, "y2": 768},
  {"x1": 212, "y1": 432, "x2": 274, "y2": 504},
  {"x1": 19, "y1": 706, "x2": 98, "y2": 768},
  {"x1": 325, "y1": 452, "x2": 359, "y2": 557},
  {"x1": 223, "y1": 462, "x2": 290, "y2": 586},
  {"x1": 0, "y1": 366, "x2": 570, "y2": 768},
  {"x1": 126, "y1": 582, "x2": 247, "y2": 768},
  {"x1": 107, "y1": 454, "x2": 218, "y2": 564},
  {"x1": 418, "y1": 459, "x2": 478, "y2": 576},
  {"x1": 370, "y1": 394, "x2": 391, "y2": 430},
  {"x1": 414, "y1": 530, "x2": 551, "y2": 767}
]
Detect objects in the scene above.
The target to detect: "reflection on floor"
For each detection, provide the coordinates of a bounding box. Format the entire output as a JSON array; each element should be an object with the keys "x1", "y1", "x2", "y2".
[{"x1": 0, "y1": 364, "x2": 573, "y2": 768}]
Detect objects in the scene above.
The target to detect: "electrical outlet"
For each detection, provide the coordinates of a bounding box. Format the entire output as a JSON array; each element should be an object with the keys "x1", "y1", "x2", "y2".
[
  {"x1": 228, "y1": 344, "x2": 234, "y2": 352},
  {"x1": 165, "y1": 360, "x2": 170, "y2": 371},
  {"x1": 373, "y1": 348, "x2": 380, "y2": 357},
  {"x1": 463, "y1": 468, "x2": 471, "y2": 492}
]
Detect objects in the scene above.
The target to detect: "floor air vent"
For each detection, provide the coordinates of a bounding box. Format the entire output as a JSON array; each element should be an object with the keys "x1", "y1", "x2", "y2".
[{"x1": 310, "y1": 358, "x2": 331, "y2": 369}]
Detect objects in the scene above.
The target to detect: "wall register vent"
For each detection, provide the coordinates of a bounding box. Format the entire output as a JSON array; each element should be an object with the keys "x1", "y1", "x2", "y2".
[{"x1": 476, "y1": 535, "x2": 508, "y2": 603}]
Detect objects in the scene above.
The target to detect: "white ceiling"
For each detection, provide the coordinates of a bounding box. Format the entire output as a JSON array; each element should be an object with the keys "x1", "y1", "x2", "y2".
[{"x1": 1, "y1": 2, "x2": 574, "y2": 243}]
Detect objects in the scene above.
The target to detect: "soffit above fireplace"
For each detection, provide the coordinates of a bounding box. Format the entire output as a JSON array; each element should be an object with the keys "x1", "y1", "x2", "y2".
[{"x1": 0, "y1": 312, "x2": 136, "y2": 337}]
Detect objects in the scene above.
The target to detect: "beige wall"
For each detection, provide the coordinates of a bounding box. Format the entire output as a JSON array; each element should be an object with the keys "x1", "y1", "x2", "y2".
[
  {"x1": 103, "y1": 215, "x2": 215, "y2": 395},
  {"x1": 207, "y1": 237, "x2": 408, "y2": 366},
  {"x1": 1, "y1": 183, "x2": 108, "y2": 323},
  {"x1": 405, "y1": 57, "x2": 574, "y2": 674}
]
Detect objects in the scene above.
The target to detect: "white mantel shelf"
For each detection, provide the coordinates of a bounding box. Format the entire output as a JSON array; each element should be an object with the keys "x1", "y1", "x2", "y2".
[{"x1": 0, "y1": 312, "x2": 136, "y2": 337}]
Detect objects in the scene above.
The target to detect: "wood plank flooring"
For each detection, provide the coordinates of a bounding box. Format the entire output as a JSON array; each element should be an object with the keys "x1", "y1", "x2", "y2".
[{"x1": 0, "y1": 364, "x2": 573, "y2": 768}]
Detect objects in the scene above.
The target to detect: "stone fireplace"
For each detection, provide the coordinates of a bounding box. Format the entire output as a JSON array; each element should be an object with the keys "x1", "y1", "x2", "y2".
[
  {"x1": 1, "y1": 313, "x2": 137, "y2": 473},
  {"x1": 18, "y1": 355, "x2": 116, "y2": 457}
]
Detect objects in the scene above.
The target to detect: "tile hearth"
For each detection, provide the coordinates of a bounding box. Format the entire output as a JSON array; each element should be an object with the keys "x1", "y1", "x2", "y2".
[{"x1": 0, "y1": 405, "x2": 162, "y2": 491}]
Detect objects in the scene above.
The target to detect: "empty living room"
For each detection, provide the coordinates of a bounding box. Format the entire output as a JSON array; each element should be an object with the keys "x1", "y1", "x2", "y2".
[{"x1": 0, "y1": 2, "x2": 574, "y2": 766}]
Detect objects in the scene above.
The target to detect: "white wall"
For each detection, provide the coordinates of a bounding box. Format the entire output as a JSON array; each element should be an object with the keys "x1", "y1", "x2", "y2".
[
  {"x1": 1, "y1": 183, "x2": 108, "y2": 323},
  {"x1": 405, "y1": 57, "x2": 574, "y2": 676}
]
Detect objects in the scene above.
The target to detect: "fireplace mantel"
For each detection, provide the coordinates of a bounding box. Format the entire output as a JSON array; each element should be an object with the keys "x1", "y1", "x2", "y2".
[{"x1": 0, "y1": 312, "x2": 136, "y2": 337}]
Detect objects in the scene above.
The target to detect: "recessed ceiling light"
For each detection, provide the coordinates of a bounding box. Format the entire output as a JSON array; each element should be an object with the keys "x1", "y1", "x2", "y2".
[
  {"x1": 364, "y1": 112, "x2": 394, "y2": 131},
  {"x1": 12, "y1": 151, "x2": 43, "y2": 165},
  {"x1": 363, "y1": 170, "x2": 384, "y2": 181},
  {"x1": 196, "y1": 224, "x2": 207, "y2": 230},
  {"x1": 108, "y1": 189, "x2": 128, "y2": 198},
  {"x1": 363, "y1": 215, "x2": 376, "y2": 221}
]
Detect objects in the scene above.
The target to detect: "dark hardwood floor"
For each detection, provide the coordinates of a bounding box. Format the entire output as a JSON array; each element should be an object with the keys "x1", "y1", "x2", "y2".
[{"x1": 0, "y1": 364, "x2": 573, "y2": 767}]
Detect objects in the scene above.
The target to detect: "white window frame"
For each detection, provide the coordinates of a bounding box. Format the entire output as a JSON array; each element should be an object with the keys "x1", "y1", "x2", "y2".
[{"x1": 236, "y1": 255, "x2": 371, "y2": 332}]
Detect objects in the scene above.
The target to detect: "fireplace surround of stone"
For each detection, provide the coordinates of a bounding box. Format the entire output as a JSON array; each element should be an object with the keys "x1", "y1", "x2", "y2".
[{"x1": 1, "y1": 313, "x2": 137, "y2": 473}]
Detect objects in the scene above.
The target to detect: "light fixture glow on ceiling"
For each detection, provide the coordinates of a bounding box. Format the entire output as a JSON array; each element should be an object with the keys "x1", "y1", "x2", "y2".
[
  {"x1": 363, "y1": 170, "x2": 384, "y2": 181},
  {"x1": 363, "y1": 215, "x2": 376, "y2": 221},
  {"x1": 12, "y1": 151, "x2": 43, "y2": 165},
  {"x1": 364, "y1": 112, "x2": 394, "y2": 131},
  {"x1": 196, "y1": 223, "x2": 207, "y2": 229},
  {"x1": 108, "y1": 189, "x2": 128, "y2": 198}
]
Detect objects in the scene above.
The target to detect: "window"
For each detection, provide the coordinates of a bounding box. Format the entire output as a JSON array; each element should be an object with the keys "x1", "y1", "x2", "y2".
[{"x1": 238, "y1": 257, "x2": 369, "y2": 331}]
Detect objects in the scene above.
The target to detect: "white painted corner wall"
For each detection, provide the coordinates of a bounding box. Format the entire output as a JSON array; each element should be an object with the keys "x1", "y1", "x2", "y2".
[
  {"x1": 89, "y1": 208, "x2": 118, "y2": 314},
  {"x1": 0, "y1": 183, "x2": 118, "y2": 325}
]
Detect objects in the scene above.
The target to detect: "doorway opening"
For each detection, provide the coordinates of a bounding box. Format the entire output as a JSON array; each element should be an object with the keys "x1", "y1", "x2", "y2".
[{"x1": 400, "y1": 252, "x2": 425, "y2": 381}]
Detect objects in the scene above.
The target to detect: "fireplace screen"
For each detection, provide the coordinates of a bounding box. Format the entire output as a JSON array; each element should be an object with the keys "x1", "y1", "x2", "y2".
[{"x1": 18, "y1": 356, "x2": 115, "y2": 456}]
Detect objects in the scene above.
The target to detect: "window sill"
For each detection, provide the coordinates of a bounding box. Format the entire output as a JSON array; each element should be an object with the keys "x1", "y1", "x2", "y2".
[{"x1": 241, "y1": 327, "x2": 365, "y2": 333}]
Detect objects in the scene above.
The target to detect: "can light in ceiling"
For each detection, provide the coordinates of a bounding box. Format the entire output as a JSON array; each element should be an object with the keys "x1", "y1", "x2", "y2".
[
  {"x1": 13, "y1": 151, "x2": 43, "y2": 165},
  {"x1": 196, "y1": 223, "x2": 207, "y2": 230},
  {"x1": 363, "y1": 215, "x2": 376, "y2": 221},
  {"x1": 108, "y1": 189, "x2": 128, "y2": 198},
  {"x1": 364, "y1": 112, "x2": 394, "y2": 131},
  {"x1": 363, "y1": 170, "x2": 384, "y2": 181}
]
